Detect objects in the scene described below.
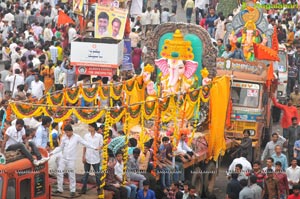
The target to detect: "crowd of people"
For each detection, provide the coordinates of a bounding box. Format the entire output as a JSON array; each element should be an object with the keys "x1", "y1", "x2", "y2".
[{"x1": 0, "y1": 0, "x2": 299, "y2": 198}]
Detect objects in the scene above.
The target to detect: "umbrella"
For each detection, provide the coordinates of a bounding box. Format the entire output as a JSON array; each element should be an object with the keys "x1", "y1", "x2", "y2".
[{"x1": 108, "y1": 136, "x2": 126, "y2": 155}]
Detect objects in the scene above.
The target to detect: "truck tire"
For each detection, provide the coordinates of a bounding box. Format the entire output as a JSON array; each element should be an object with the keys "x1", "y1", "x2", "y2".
[
  {"x1": 191, "y1": 166, "x2": 203, "y2": 197},
  {"x1": 203, "y1": 161, "x2": 217, "y2": 197}
]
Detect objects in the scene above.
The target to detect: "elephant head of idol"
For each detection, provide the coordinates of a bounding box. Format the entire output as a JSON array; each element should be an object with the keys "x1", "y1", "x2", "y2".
[{"x1": 155, "y1": 29, "x2": 198, "y2": 95}]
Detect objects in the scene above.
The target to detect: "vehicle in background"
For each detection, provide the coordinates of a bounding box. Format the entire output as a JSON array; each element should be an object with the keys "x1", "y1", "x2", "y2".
[
  {"x1": 218, "y1": 3, "x2": 279, "y2": 156},
  {"x1": 0, "y1": 148, "x2": 51, "y2": 199},
  {"x1": 276, "y1": 44, "x2": 288, "y2": 103}
]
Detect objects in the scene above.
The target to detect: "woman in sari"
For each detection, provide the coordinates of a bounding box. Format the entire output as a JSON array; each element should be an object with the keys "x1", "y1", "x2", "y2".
[{"x1": 40, "y1": 62, "x2": 55, "y2": 93}]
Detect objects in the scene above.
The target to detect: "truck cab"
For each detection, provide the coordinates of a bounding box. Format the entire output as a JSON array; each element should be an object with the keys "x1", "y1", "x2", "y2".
[
  {"x1": 0, "y1": 148, "x2": 50, "y2": 199},
  {"x1": 217, "y1": 58, "x2": 272, "y2": 160}
]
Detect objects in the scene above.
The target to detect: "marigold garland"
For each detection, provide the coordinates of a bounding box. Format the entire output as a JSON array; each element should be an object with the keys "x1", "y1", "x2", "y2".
[
  {"x1": 99, "y1": 111, "x2": 111, "y2": 199},
  {"x1": 122, "y1": 111, "x2": 129, "y2": 185},
  {"x1": 64, "y1": 88, "x2": 80, "y2": 104},
  {"x1": 128, "y1": 104, "x2": 141, "y2": 118},
  {"x1": 110, "y1": 84, "x2": 123, "y2": 100},
  {"x1": 124, "y1": 78, "x2": 136, "y2": 94},
  {"x1": 143, "y1": 100, "x2": 157, "y2": 120},
  {"x1": 151, "y1": 99, "x2": 160, "y2": 177},
  {"x1": 110, "y1": 108, "x2": 126, "y2": 124},
  {"x1": 73, "y1": 109, "x2": 106, "y2": 124},
  {"x1": 6, "y1": 104, "x2": 12, "y2": 121},
  {"x1": 44, "y1": 107, "x2": 73, "y2": 123},
  {"x1": 10, "y1": 103, "x2": 43, "y2": 118},
  {"x1": 200, "y1": 89, "x2": 210, "y2": 103},
  {"x1": 80, "y1": 86, "x2": 99, "y2": 102},
  {"x1": 46, "y1": 93, "x2": 64, "y2": 105}
]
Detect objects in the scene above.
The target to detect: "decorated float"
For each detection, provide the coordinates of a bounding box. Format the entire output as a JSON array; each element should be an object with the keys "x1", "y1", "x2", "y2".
[
  {"x1": 217, "y1": 1, "x2": 280, "y2": 158},
  {"x1": 5, "y1": 23, "x2": 234, "y2": 198}
]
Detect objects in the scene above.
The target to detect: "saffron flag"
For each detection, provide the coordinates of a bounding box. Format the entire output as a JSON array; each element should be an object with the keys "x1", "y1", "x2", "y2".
[
  {"x1": 253, "y1": 43, "x2": 280, "y2": 61},
  {"x1": 78, "y1": 15, "x2": 85, "y2": 32},
  {"x1": 57, "y1": 11, "x2": 75, "y2": 26},
  {"x1": 272, "y1": 25, "x2": 279, "y2": 52}
]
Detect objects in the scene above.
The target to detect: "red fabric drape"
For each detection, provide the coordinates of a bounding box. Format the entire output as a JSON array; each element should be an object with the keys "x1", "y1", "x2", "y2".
[
  {"x1": 253, "y1": 43, "x2": 280, "y2": 61},
  {"x1": 78, "y1": 15, "x2": 86, "y2": 32},
  {"x1": 57, "y1": 10, "x2": 75, "y2": 26}
]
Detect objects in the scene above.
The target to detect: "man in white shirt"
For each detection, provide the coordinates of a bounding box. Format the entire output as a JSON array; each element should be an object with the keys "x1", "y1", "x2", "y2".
[
  {"x1": 151, "y1": 7, "x2": 160, "y2": 28},
  {"x1": 195, "y1": 0, "x2": 208, "y2": 24},
  {"x1": 49, "y1": 42, "x2": 58, "y2": 64},
  {"x1": 54, "y1": 63, "x2": 63, "y2": 90},
  {"x1": 80, "y1": 123, "x2": 103, "y2": 195},
  {"x1": 12, "y1": 58, "x2": 23, "y2": 76},
  {"x1": 142, "y1": 7, "x2": 152, "y2": 31},
  {"x1": 176, "y1": 131, "x2": 193, "y2": 158},
  {"x1": 263, "y1": 157, "x2": 276, "y2": 173},
  {"x1": 286, "y1": 158, "x2": 300, "y2": 193},
  {"x1": 129, "y1": 28, "x2": 140, "y2": 49},
  {"x1": 227, "y1": 152, "x2": 252, "y2": 176},
  {"x1": 68, "y1": 24, "x2": 77, "y2": 43},
  {"x1": 50, "y1": 124, "x2": 101, "y2": 197},
  {"x1": 43, "y1": 22, "x2": 53, "y2": 42},
  {"x1": 3, "y1": 10, "x2": 14, "y2": 26},
  {"x1": 30, "y1": 73, "x2": 45, "y2": 99},
  {"x1": 11, "y1": 47, "x2": 22, "y2": 66},
  {"x1": 5, "y1": 69, "x2": 24, "y2": 98},
  {"x1": 1, "y1": 119, "x2": 49, "y2": 166},
  {"x1": 114, "y1": 151, "x2": 137, "y2": 199}
]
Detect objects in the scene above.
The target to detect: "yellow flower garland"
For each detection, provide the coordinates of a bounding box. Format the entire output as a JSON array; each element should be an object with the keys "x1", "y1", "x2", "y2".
[
  {"x1": 10, "y1": 104, "x2": 43, "y2": 118},
  {"x1": 122, "y1": 111, "x2": 129, "y2": 185},
  {"x1": 73, "y1": 109, "x2": 106, "y2": 124},
  {"x1": 99, "y1": 111, "x2": 111, "y2": 199},
  {"x1": 200, "y1": 89, "x2": 210, "y2": 103},
  {"x1": 80, "y1": 86, "x2": 99, "y2": 102},
  {"x1": 64, "y1": 89, "x2": 80, "y2": 104}
]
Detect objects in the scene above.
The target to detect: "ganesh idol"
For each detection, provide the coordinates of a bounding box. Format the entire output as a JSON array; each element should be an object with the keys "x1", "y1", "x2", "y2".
[
  {"x1": 239, "y1": 20, "x2": 261, "y2": 61},
  {"x1": 154, "y1": 29, "x2": 198, "y2": 96},
  {"x1": 141, "y1": 64, "x2": 157, "y2": 98}
]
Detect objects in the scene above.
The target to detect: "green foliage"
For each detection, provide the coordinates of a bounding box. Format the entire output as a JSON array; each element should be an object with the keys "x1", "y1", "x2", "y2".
[{"x1": 217, "y1": 0, "x2": 239, "y2": 17}]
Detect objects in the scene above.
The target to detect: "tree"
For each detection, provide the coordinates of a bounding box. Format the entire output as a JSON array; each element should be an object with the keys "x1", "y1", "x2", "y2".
[{"x1": 217, "y1": 0, "x2": 239, "y2": 17}]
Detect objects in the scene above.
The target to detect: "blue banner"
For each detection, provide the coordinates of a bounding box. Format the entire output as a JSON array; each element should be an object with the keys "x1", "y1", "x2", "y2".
[{"x1": 122, "y1": 38, "x2": 133, "y2": 71}]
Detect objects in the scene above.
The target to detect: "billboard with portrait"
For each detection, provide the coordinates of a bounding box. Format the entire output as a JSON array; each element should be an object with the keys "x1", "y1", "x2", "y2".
[
  {"x1": 73, "y1": 0, "x2": 84, "y2": 14},
  {"x1": 94, "y1": 5, "x2": 128, "y2": 40}
]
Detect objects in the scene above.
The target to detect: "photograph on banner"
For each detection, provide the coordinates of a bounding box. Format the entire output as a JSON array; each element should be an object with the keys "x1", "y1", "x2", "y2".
[
  {"x1": 73, "y1": 0, "x2": 84, "y2": 14},
  {"x1": 94, "y1": 5, "x2": 128, "y2": 40}
]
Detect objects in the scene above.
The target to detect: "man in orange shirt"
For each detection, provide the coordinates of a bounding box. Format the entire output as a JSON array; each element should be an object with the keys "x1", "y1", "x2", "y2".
[{"x1": 272, "y1": 96, "x2": 298, "y2": 138}]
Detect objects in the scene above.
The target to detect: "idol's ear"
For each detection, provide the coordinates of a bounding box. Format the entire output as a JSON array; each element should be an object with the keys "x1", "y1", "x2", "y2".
[
  {"x1": 155, "y1": 58, "x2": 169, "y2": 76},
  {"x1": 184, "y1": 60, "x2": 198, "y2": 79}
]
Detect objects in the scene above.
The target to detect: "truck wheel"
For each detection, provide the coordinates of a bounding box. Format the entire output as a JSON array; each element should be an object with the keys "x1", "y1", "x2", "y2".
[
  {"x1": 191, "y1": 166, "x2": 203, "y2": 197},
  {"x1": 203, "y1": 161, "x2": 217, "y2": 197}
]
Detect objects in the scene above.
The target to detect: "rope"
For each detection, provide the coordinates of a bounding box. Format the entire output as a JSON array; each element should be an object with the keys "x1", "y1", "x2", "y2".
[{"x1": 9, "y1": 87, "x2": 203, "y2": 110}]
